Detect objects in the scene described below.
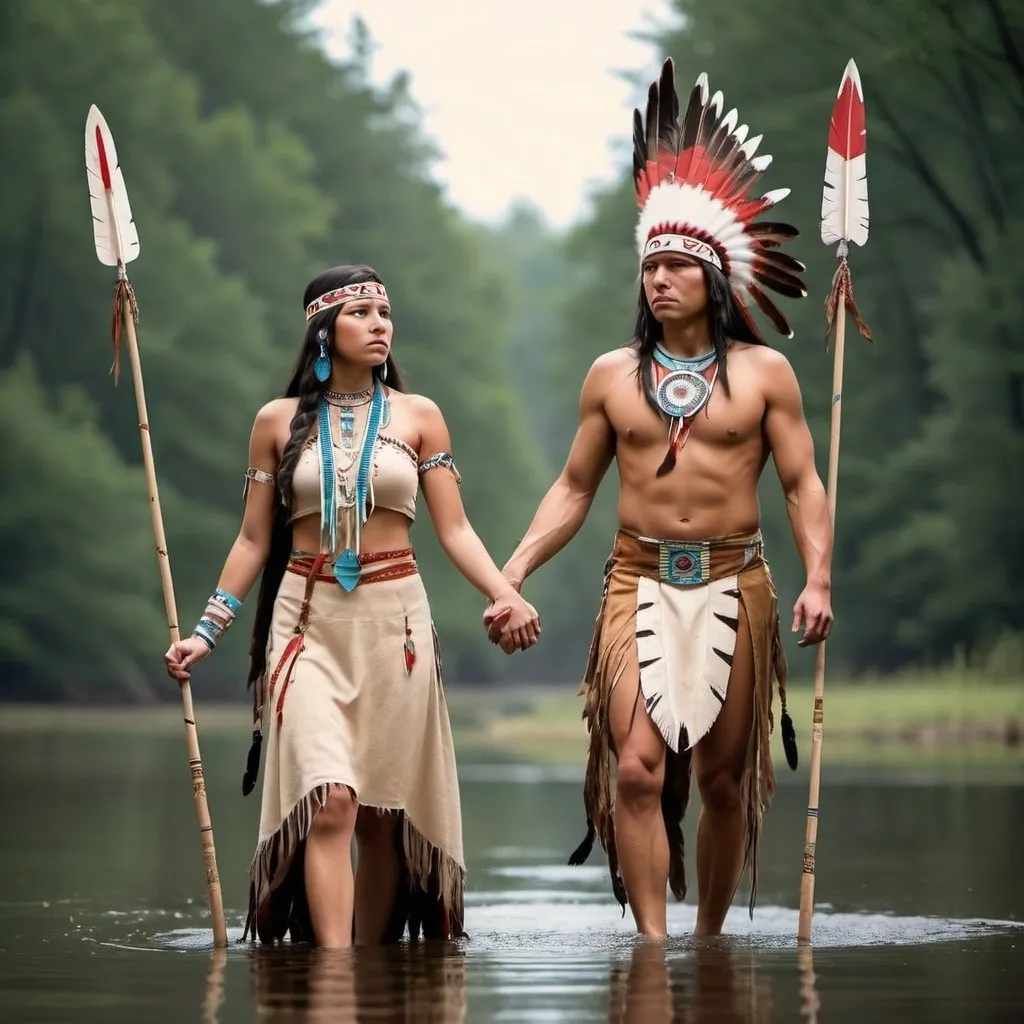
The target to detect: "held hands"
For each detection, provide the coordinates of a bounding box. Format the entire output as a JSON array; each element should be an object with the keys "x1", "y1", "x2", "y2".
[
  {"x1": 483, "y1": 579, "x2": 541, "y2": 654},
  {"x1": 792, "y1": 580, "x2": 833, "y2": 647},
  {"x1": 163, "y1": 636, "x2": 212, "y2": 683}
]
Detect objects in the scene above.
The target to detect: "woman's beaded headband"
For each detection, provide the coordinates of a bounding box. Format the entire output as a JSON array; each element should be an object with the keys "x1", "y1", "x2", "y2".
[{"x1": 305, "y1": 282, "x2": 389, "y2": 321}]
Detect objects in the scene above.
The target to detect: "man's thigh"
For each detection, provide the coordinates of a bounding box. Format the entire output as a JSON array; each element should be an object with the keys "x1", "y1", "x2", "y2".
[
  {"x1": 609, "y1": 637, "x2": 667, "y2": 777},
  {"x1": 692, "y1": 600, "x2": 755, "y2": 782}
]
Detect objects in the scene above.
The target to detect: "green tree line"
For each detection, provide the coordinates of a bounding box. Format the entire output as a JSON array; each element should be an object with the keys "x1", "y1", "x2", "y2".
[
  {"x1": 1, "y1": 0, "x2": 1020, "y2": 702},
  {"x1": 529, "y1": 0, "x2": 1024, "y2": 681},
  {"x1": 0, "y1": 0, "x2": 549, "y2": 700}
]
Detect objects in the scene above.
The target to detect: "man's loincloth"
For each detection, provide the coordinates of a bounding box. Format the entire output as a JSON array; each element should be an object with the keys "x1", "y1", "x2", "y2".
[{"x1": 569, "y1": 528, "x2": 794, "y2": 917}]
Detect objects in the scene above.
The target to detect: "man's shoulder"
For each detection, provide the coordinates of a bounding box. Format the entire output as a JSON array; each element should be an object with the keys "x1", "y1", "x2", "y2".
[
  {"x1": 588, "y1": 344, "x2": 638, "y2": 377},
  {"x1": 731, "y1": 342, "x2": 798, "y2": 386},
  {"x1": 730, "y1": 341, "x2": 791, "y2": 370}
]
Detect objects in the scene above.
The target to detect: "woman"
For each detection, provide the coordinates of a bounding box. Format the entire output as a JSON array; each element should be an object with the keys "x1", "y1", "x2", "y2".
[{"x1": 163, "y1": 265, "x2": 540, "y2": 949}]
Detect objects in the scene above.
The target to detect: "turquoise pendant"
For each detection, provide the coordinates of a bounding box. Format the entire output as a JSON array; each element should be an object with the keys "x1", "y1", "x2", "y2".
[{"x1": 334, "y1": 549, "x2": 361, "y2": 592}]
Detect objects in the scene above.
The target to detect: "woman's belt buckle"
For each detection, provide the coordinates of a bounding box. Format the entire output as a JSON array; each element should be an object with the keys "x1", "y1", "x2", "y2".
[{"x1": 658, "y1": 541, "x2": 710, "y2": 586}]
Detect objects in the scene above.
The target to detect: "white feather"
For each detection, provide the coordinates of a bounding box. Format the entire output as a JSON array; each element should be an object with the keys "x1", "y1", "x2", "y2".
[
  {"x1": 85, "y1": 105, "x2": 140, "y2": 267},
  {"x1": 740, "y1": 134, "x2": 762, "y2": 159},
  {"x1": 821, "y1": 59, "x2": 869, "y2": 247},
  {"x1": 636, "y1": 182, "x2": 755, "y2": 282},
  {"x1": 822, "y1": 150, "x2": 869, "y2": 247}
]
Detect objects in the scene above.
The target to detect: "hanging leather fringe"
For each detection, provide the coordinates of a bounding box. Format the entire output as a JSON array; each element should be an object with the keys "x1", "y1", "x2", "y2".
[
  {"x1": 824, "y1": 256, "x2": 872, "y2": 346},
  {"x1": 110, "y1": 271, "x2": 139, "y2": 387}
]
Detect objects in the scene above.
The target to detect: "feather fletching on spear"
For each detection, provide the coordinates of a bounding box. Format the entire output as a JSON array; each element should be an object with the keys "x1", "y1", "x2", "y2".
[
  {"x1": 821, "y1": 59, "x2": 868, "y2": 248},
  {"x1": 821, "y1": 59, "x2": 872, "y2": 341},
  {"x1": 85, "y1": 105, "x2": 139, "y2": 266},
  {"x1": 84, "y1": 104, "x2": 140, "y2": 383}
]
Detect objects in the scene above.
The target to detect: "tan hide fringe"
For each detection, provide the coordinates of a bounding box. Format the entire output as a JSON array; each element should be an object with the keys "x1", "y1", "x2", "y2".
[
  {"x1": 400, "y1": 810, "x2": 466, "y2": 935},
  {"x1": 243, "y1": 784, "x2": 465, "y2": 943},
  {"x1": 574, "y1": 559, "x2": 786, "y2": 919},
  {"x1": 243, "y1": 782, "x2": 331, "y2": 942}
]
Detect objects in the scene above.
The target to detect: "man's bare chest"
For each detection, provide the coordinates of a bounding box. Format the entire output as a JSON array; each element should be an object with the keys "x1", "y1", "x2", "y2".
[{"x1": 606, "y1": 383, "x2": 765, "y2": 452}]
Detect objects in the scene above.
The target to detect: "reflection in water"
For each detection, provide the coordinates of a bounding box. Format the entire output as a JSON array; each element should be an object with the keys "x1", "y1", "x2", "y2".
[
  {"x1": 244, "y1": 942, "x2": 467, "y2": 1022},
  {"x1": 609, "y1": 940, "x2": 780, "y2": 1024},
  {"x1": 202, "y1": 948, "x2": 228, "y2": 1024},
  {"x1": 798, "y1": 944, "x2": 819, "y2": 1024}
]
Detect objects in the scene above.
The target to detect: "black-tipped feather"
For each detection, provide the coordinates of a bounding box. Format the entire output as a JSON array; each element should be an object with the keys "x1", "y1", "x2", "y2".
[
  {"x1": 758, "y1": 249, "x2": 807, "y2": 274},
  {"x1": 747, "y1": 282, "x2": 793, "y2": 336},
  {"x1": 752, "y1": 265, "x2": 808, "y2": 299},
  {"x1": 632, "y1": 108, "x2": 647, "y2": 184},
  {"x1": 747, "y1": 221, "x2": 800, "y2": 241}
]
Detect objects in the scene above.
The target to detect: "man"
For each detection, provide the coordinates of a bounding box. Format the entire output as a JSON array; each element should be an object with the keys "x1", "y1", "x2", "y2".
[{"x1": 485, "y1": 59, "x2": 833, "y2": 938}]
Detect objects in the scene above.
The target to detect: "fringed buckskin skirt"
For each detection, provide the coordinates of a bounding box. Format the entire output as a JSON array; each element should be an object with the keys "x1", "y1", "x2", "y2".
[
  {"x1": 243, "y1": 548, "x2": 465, "y2": 943},
  {"x1": 570, "y1": 529, "x2": 793, "y2": 918}
]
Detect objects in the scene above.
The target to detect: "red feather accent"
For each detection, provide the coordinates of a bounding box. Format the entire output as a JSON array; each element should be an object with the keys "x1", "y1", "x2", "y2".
[
  {"x1": 95, "y1": 126, "x2": 113, "y2": 191},
  {"x1": 829, "y1": 73, "x2": 866, "y2": 160}
]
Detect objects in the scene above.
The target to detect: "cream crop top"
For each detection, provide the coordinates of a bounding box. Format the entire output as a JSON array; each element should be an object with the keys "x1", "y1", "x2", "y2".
[{"x1": 290, "y1": 434, "x2": 420, "y2": 523}]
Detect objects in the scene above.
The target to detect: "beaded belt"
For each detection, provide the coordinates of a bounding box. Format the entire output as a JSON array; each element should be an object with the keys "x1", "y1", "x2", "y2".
[
  {"x1": 286, "y1": 547, "x2": 418, "y2": 585},
  {"x1": 617, "y1": 530, "x2": 763, "y2": 587}
]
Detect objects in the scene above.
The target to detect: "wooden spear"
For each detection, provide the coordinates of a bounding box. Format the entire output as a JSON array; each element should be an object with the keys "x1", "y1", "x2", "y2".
[
  {"x1": 84, "y1": 105, "x2": 228, "y2": 948},
  {"x1": 797, "y1": 59, "x2": 873, "y2": 944}
]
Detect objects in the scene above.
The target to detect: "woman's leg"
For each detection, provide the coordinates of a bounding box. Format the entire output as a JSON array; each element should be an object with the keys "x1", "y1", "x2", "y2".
[
  {"x1": 353, "y1": 807, "x2": 400, "y2": 944},
  {"x1": 304, "y1": 784, "x2": 358, "y2": 948}
]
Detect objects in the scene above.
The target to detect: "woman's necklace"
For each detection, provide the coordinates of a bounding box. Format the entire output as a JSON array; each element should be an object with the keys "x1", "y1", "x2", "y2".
[{"x1": 317, "y1": 382, "x2": 385, "y2": 591}]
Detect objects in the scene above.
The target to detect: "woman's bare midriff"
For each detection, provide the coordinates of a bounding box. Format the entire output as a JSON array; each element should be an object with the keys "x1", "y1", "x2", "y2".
[{"x1": 290, "y1": 507, "x2": 414, "y2": 558}]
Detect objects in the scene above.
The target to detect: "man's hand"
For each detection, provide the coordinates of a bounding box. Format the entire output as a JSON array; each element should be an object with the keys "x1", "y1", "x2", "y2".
[
  {"x1": 483, "y1": 575, "x2": 528, "y2": 654},
  {"x1": 792, "y1": 581, "x2": 833, "y2": 646}
]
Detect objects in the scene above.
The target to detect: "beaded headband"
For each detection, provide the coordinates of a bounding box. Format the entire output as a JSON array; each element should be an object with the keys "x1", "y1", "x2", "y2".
[{"x1": 304, "y1": 282, "x2": 389, "y2": 322}]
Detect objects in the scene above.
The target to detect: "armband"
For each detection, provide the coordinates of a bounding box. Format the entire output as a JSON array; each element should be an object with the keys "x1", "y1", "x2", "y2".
[
  {"x1": 242, "y1": 466, "x2": 276, "y2": 501},
  {"x1": 418, "y1": 451, "x2": 461, "y2": 484}
]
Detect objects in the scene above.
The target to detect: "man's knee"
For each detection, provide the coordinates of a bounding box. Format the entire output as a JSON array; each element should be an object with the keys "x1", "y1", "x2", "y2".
[
  {"x1": 311, "y1": 784, "x2": 358, "y2": 836},
  {"x1": 616, "y1": 747, "x2": 665, "y2": 810},
  {"x1": 696, "y1": 766, "x2": 741, "y2": 815}
]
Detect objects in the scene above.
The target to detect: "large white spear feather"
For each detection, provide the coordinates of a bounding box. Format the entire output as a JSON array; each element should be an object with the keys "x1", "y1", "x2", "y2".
[
  {"x1": 821, "y1": 59, "x2": 869, "y2": 248},
  {"x1": 85, "y1": 104, "x2": 140, "y2": 267}
]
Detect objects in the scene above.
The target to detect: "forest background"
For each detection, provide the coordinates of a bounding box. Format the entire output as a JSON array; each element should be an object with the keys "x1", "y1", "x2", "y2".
[{"x1": 1, "y1": 0, "x2": 1021, "y2": 705}]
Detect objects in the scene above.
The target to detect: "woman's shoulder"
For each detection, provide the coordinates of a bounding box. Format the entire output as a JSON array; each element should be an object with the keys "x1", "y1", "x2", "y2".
[
  {"x1": 388, "y1": 389, "x2": 442, "y2": 420},
  {"x1": 253, "y1": 396, "x2": 300, "y2": 425}
]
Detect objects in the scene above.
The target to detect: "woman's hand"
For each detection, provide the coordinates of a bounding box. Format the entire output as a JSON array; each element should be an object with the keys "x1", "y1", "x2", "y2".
[
  {"x1": 485, "y1": 587, "x2": 541, "y2": 654},
  {"x1": 164, "y1": 636, "x2": 212, "y2": 682}
]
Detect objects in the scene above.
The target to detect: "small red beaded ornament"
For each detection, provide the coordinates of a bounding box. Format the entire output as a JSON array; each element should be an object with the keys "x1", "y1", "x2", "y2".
[{"x1": 403, "y1": 617, "x2": 416, "y2": 674}]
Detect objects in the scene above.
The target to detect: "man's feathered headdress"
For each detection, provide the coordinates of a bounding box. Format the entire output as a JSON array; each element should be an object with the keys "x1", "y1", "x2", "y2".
[{"x1": 633, "y1": 59, "x2": 807, "y2": 339}]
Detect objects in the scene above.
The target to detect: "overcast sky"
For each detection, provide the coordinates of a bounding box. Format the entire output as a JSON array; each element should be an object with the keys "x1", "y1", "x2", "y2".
[{"x1": 311, "y1": 0, "x2": 677, "y2": 229}]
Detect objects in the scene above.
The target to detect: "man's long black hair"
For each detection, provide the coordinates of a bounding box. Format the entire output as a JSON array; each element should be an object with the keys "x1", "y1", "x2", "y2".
[{"x1": 630, "y1": 259, "x2": 764, "y2": 415}]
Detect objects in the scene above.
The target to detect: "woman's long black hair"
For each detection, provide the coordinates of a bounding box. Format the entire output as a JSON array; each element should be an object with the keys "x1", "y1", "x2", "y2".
[
  {"x1": 245, "y1": 265, "x2": 407, "y2": 696},
  {"x1": 630, "y1": 259, "x2": 763, "y2": 414}
]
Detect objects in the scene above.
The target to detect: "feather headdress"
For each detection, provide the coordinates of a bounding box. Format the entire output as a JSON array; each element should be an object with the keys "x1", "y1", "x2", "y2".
[{"x1": 633, "y1": 59, "x2": 807, "y2": 338}]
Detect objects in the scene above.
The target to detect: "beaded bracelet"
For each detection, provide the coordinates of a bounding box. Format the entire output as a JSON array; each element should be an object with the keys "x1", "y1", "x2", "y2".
[{"x1": 191, "y1": 588, "x2": 242, "y2": 650}]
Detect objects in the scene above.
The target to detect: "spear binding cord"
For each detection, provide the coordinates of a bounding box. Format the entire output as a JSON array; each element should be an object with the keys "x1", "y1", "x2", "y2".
[
  {"x1": 824, "y1": 242, "x2": 872, "y2": 345},
  {"x1": 85, "y1": 104, "x2": 228, "y2": 948}
]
